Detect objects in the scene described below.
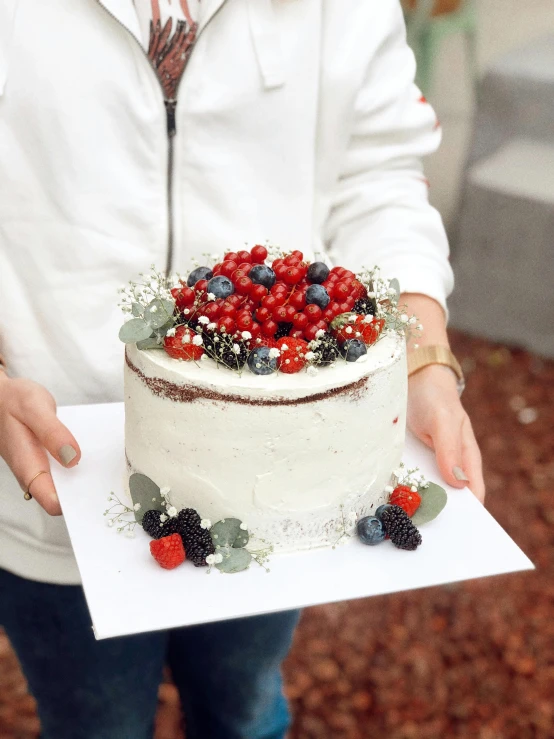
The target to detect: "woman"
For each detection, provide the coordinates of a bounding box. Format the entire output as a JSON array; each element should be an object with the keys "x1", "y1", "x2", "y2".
[{"x1": 0, "y1": 1, "x2": 484, "y2": 737}]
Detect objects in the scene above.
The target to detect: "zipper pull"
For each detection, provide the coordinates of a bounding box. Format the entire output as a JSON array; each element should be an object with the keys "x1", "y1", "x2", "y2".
[{"x1": 165, "y1": 99, "x2": 177, "y2": 137}]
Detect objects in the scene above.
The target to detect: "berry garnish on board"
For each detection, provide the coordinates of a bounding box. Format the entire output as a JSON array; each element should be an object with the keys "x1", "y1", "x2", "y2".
[
  {"x1": 379, "y1": 505, "x2": 422, "y2": 551},
  {"x1": 149, "y1": 534, "x2": 186, "y2": 569},
  {"x1": 389, "y1": 484, "x2": 422, "y2": 518}
]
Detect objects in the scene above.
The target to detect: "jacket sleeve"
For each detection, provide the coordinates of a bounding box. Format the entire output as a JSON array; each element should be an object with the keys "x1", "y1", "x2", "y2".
[{"x1": 323, "y1": 0, "x2": 453, "y2": 314}]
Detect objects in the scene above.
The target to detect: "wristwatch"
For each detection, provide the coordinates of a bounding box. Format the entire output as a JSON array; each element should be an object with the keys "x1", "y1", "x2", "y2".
[{"x1": 407, "y1": 345, "x2": 465, "y2": 395}]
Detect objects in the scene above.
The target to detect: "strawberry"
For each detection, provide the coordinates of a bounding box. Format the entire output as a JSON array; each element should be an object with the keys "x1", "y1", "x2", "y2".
[
  {"x1": 276, "y1": 337, "x2": 309, "y2": 374},
  {"x1": 164, "y1": 326, "x2": 204, "y2": 361},
  {"x1": 332, "y1": 314, "x2": 384, "y2": 346},
  {"x1": 149, "y1": 533, "x2": 186, "y2": 570},
  {"x1": 389, "y1": 484, "x2": 421, "y2": 517}
]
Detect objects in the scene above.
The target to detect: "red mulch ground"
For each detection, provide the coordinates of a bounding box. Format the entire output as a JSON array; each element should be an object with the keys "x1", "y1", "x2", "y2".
[{"x1": 1, "y1": 330, "x2": 552, "y2": 739}]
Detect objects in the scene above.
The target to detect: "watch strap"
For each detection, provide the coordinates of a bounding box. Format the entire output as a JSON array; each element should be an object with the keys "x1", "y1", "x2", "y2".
[{"x1": 407, "y1": 345, "x2": 465, "y2": 394}]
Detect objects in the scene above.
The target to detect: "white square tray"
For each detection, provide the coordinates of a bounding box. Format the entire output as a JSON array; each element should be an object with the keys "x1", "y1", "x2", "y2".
[{"x1": 52, "y1": 403, "x2": 533, "y2": 640}]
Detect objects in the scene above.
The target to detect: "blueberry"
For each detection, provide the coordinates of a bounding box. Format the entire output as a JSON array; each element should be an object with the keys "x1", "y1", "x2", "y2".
[
  {"x1": 305, "y1": 284, "x2": 330, "y2": 309},
  {"x1": 247, "y1": 346, "x2": 278, "y2": 375},
  {"x1": 375, "y1": 504, "x2": 394, "y2": 520},
  {"x1": 307, "y1": 261, "x2": 330, "y2": 284},
  {"x1": 249, "y1": 264, "x2": 276, "y2": 289},
  {"x1": 207, "y1": 275, "x2": 234, "y2": 299},
  {"x1": 341, "y1": 338, "x2": 367, "y2": 362},
  {"x1": 357, "y1": 516, "x2": 386, "y2": 546},
  {"x1": 187, "y1": 266, "x2": 213, "y2": 287}
]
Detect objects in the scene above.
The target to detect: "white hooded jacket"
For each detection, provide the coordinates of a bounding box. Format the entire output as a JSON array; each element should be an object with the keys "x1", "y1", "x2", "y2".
[{"x1": 0, "y1": 0, "x2": 453, "y2": 584}]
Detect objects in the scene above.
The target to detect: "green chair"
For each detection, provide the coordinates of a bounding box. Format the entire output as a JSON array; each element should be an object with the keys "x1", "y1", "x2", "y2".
[{"x1": 403, "y1": 0, "x2": 478, "y2": 96}]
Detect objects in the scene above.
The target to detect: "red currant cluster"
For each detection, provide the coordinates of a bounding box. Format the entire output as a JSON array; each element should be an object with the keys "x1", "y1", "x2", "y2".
[
  {"x1": 175, "y1": 248, "x2": 367, "y2": 336},
  {"x1": 165, "y1": 246, "x2": 386, "y2": 373}
]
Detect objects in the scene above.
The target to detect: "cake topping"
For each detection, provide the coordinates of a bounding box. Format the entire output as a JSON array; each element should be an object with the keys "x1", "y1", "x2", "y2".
[{"x1": 118, "y1": 246, "x2": 420, "y2": 376}]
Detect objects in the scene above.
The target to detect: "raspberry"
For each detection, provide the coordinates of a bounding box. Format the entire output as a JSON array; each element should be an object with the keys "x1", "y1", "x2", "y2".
[
  {"x1": 332, "y1": 314, "x2": 384, "y2": 346},
  {"x1": 149, "y1": 534, "x2": 186, "y2": 570},
  {"x1": 389, "y1": 485, "x2": 421, "y2": 517},
  {"x1": 276, "y1": 337, "x2": 309, "y2": 374},
  {"x1": 164, "y1": 326, "x2": 204, "y2": 361}
]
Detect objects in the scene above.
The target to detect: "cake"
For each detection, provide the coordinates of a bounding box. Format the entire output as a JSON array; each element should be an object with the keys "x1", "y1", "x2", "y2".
[
  {"x1": 118, "y1": 245, "x2": 428, "y2": 570},
  {"x1": 124, "y1": 331, "x2": 406, "y2": 552}
]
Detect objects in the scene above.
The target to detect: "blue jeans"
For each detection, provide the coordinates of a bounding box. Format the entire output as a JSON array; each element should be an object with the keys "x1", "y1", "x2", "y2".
[{"x1": 0, "y1": 567, "x2": 299, "y2": 739}]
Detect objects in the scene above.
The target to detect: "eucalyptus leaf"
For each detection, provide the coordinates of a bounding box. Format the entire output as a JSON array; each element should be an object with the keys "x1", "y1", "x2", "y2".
[
  {"x1": 118, "y1": 318, "x2": 154, "y2": 343},
  {"x1": 154, "y1": 318, "x2": 176, "y2": 337},
  {"x1": 215, "y1": 546, "x2": 252, "y2": 573},
  {"x1": 389, "y1": 278, "x2": 400, "y2": 300},
  {"x1": 210, "y1": 518, "x2": 250, "y2": 548},
  {"x1": 129, "y1": 473, "x2": 163, "y2": 523},
  {"x1": 131, "y1": 302, "x2": 143, "y2": 317},
  {"x1": 411, "y1": 481, "x2": 447, "y2": 526},
  {"x1": 144, "y1": 298, "x2": 175, "y2": 329},
  {"x1": 136, "y1": 337, "x2": 164, "y2": 350}
]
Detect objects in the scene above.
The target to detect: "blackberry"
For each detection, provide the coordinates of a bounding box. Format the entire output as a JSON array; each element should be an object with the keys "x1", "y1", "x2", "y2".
[
  {"x1": 142, "y1": 509, "x2": 181, "y2": 539},
  {"x1": 310, "y1": 332, "x2": 340, "y2": 366},
  {"x1": 141, "y1": 509, "x2": 165, "y2": 539},
  {"x1": 205, "y1": 333, "x2": 248, "y2": 370},
  {"x1": 353, "y1": 296, "x2": 376, "y2": 316},
  {"x1": 184, "y1": 527, "x2": 216, "y2": 567},
  {"x1": 379, "y1": 505, "x2": 422, "y2": 551},
  {"x1": 177, "y1": 508, "x2": 202, "y2": 532},
  {"x1": 274, "y1": 322, "x2": 293, "y2": 340}
]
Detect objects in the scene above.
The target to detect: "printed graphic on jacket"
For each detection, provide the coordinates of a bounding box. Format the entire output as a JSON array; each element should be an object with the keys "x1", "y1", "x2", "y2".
[{"x1": 136, "y1": 0, "x2": 200, "y2": 98}]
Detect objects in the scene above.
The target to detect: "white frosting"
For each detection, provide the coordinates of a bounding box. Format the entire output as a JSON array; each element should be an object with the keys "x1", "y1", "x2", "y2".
[{"x1": 124, "y1": 334, "x2": 407, "y2": 552}]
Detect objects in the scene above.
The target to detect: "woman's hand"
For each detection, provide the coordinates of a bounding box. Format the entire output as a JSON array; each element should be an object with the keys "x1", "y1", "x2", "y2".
[
  {"x1": 407, "y1": 364, "x2": 485, "y2": 503},
  {"x1": 0, "y1": 372, "x2": 81, "y2": 515},
  {"x1": 399, "y1": 291, "x2": 485, "y2": 503}
]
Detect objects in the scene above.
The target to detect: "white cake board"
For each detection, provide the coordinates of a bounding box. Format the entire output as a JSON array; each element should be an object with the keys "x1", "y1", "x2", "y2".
[{"x1": 52, "y1": 403, "x2": 533, "y2": 640}]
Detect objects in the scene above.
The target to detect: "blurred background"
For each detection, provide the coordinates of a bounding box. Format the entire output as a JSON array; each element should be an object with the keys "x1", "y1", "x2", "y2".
[{"x1": 1, "y1": 1, "x2": 553, "y2": 737}]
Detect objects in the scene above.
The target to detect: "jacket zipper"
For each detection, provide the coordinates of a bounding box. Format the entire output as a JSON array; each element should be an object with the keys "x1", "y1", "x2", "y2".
[{"x1": 93, "y1": 2, "x2": 227, "y2": 274}]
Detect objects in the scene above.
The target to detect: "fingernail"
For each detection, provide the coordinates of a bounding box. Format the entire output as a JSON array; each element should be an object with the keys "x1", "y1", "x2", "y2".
[
  {"x1": 59, "y1": 445, "x2": 77, "y2": 466},
  {"x1": 452, "y1": 466, "x2": 469, "y2": 482}
]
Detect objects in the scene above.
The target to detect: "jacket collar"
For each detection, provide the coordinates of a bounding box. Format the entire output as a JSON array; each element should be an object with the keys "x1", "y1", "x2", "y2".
[
  {"x1": 96, "y1": 0, "x2": 142, "y2": 42},
  {"x1": 94, "y1": 0, "x2": 285, "y2": 92},
  {"x1": 246, "y1": 0, "x2": 285, "y2": 90}
]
